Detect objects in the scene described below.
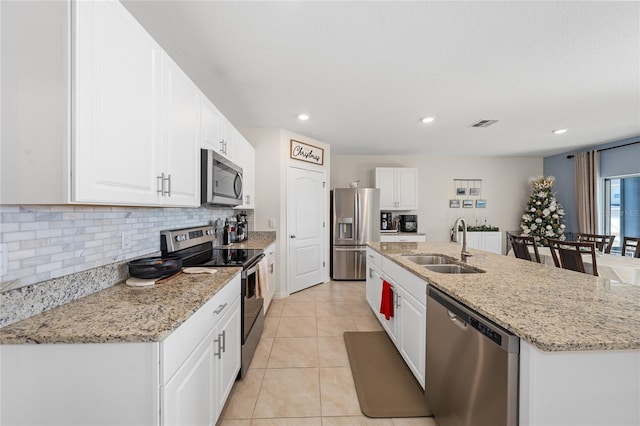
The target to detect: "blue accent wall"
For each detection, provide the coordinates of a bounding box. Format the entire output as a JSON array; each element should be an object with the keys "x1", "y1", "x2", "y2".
[{"x1": 543, "y1": 136, "x2": 640, "y2": 235}]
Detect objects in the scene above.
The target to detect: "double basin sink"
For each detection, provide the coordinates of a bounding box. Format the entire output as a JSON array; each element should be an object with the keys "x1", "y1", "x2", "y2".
[{"x1": 402, "y1": 254, "x2": 484, "y2": 274}]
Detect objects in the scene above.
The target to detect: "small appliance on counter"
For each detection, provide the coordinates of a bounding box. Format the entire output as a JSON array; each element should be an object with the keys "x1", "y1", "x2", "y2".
[
  {"x1": 399, "y1": 214, "x2": 418, "y2": 232},
  {"x1": 236, "y1": 212, "x2": 248, "y2": 242},
  {"x1": 380, "y1": 211, "x2": 393, "y2": 231}
]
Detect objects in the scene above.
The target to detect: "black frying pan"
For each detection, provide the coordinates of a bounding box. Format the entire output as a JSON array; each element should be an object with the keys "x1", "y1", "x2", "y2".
[{"x1": 128, "y1": 257, "x2": 182, "y2": 279}]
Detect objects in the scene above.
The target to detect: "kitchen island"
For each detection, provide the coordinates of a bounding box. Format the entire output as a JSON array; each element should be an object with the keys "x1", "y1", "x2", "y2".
[{"x1": 368, "y1": 241, "x2": 640, "y2": 426}]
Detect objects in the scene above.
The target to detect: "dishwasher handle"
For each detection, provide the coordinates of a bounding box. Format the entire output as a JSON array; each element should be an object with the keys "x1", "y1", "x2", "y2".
[{"x1": 428, "y1": 286, "x2": 519, "y2": 353}]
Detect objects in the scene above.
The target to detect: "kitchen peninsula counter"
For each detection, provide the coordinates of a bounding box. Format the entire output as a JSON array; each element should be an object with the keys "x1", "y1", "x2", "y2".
[
  {"x1": 0, "y1": 267, "x2": 241, "y2": 345},
  {"x1": 368, "y1": 241, "x2": 640, "y2": 352}
]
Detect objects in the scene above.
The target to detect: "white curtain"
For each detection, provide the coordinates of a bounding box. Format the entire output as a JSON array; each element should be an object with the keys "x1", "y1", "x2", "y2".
[{"x1": 574, "y1": 150, "x2": 600, "y2": 234}]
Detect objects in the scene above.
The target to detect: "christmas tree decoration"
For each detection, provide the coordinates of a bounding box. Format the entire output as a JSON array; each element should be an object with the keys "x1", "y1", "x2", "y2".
[{"x1": 520, "y1": 176, "x2": 566, "y2": 245}]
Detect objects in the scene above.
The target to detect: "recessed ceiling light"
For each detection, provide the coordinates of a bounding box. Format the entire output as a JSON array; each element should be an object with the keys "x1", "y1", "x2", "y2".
[
  {"x1": 421, "y1": 116, "x2": 435, "y2": 124},
  {"x1": 297, "y1": 114, "x2": 309, "y2": 121},
  {"x1": 552, "y1": 128, "x2": 568, "y2": 134}
]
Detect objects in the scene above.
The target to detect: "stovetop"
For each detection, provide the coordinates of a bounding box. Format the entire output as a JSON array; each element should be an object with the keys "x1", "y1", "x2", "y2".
[
  {"x1": 160, "y1": 224, "x2": 262, "y2": 268},
  {"x1": 199, "y1": 248, "x2": 263, "y2": 267}
]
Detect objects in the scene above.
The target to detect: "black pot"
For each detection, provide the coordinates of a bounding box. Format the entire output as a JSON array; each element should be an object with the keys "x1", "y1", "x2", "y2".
[{"x1": 128, "y1": 257, "x2": 182, "y2": 279}]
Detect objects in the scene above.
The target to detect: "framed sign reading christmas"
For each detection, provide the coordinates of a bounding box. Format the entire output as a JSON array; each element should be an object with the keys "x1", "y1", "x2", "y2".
[{"x1": 290, "y1": 139, "x2": 324, "y2": 165}]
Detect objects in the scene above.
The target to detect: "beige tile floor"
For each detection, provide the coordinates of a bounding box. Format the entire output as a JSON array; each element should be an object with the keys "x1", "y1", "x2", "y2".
[{"x1": 220, "y1": 281, "x2": 438, "y2": 426}]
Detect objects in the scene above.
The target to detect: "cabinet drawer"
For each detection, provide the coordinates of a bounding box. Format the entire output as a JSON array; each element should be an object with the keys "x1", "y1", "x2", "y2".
[
  {"x1": 162, "y1": 274, "x2": 241, "y2": 382},
  {"x1": 382, "y1": 258, "x2": 427, "y2": 305},
  {"x1": 366, "y1": 247, "x2": 382, "y2": 269}
]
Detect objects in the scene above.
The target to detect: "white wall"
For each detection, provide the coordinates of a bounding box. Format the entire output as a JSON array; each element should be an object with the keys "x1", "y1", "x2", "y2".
[{"x1": 331, "y1": 155, "x2": 543, "y2": 246}]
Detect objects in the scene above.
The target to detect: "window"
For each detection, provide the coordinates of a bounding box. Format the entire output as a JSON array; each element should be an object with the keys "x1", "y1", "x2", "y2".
[{"x1": 603, "y1": 175, "x2": 640, "y2": 252}]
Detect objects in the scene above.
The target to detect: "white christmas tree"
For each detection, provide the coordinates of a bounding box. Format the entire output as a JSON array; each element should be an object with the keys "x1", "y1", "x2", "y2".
[{"x1": 520, "y1": 176, "x2": 566, "y2": 245}]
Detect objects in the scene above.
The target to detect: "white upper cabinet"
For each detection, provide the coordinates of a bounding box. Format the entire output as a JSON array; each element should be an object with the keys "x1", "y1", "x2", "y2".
[
  {"x1": 73, "y1": 0, "x2": 163, "y2": 205},
  {"x1": 75, "y1": 1, "x2": 200, "y2": 207},
  {"x1": 200, "y1": 96, "x2": 223, "y2": 152},
  {"x1": 161, "y1": 54, "x2": 201, "y2": 206},
  {"x1": 2, "y1": 1, "x2": 208, "y2": 207},
  {"x1": 375, "y1": 167, "x2": 418, "y2": 210},
  {"x1": 234, "y1": 135, "x2": 256, "y2": 210}
]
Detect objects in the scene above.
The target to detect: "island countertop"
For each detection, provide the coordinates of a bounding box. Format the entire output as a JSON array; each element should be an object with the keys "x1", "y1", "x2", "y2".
[
  {"x1": 0, "y1": 267, "x2": 241, "y2": 345},
  {"x1": 368, "y1": 241, "x2": 640, "y2": 352}
]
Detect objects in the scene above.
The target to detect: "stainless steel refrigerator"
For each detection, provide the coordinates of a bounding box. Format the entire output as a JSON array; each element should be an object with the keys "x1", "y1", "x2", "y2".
[{"x1": 331, "y1": 188, "x2": 380, "y2": 280}]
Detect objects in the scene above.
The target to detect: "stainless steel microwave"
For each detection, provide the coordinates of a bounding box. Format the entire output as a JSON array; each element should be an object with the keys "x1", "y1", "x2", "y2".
[{"x1": 201, "y1": 149, "x2": 243, "y2": 206}]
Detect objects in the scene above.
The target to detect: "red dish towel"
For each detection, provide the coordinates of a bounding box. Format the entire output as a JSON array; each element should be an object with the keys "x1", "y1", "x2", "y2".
[{"x1": 379, "y1": 280, "x2": 394, "y2": 320}]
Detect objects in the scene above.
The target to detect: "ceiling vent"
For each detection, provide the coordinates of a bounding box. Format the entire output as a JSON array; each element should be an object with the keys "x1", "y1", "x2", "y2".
[{"x1": 470, "y1": 119, "x2": 499, "y2": 128}]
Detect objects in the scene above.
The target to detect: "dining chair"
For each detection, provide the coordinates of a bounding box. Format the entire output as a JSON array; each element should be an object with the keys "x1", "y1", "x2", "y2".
[
  {"x1": 622, "y1": 236, "x2": 640, "y2": 258},
  {"x1": 508, "y1": 234, "x2": 541, "y2": 263},
  {"x1": 547, "y1": 239, "x2": 598, "y2": 276},
  {"x1": 576, "y1": 233, "x2": 615, "y2": 254}
]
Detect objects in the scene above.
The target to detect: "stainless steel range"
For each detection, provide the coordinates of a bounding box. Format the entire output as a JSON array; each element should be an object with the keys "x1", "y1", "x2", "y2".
[{"x1": 160, "y1": 225, "x2": 264, "y2": 379}]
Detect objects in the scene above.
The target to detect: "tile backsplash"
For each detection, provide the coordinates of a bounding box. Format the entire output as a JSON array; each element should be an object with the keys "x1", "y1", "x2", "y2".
[{"x1": 0, "y1": 205, "x2": 250, "y2": 292}]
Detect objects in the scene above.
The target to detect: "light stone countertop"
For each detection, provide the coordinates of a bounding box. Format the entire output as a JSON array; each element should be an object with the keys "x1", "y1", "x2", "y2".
[
  {"x1": 368, "y1": 241, "x2": 640, "y2": 352},
  {"x1": 0, "y1": 267, "x2": 241, "y2": 345}
]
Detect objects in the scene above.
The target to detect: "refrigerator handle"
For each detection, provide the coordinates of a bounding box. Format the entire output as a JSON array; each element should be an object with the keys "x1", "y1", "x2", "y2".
[{"x1": 354, "y1": 191, "x2": 360, "y2": 240}]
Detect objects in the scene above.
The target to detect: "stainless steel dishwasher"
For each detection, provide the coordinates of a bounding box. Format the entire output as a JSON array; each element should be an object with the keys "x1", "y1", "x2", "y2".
[{"x1": 425, "y1": 286, "x2": 519, "y2": 426}]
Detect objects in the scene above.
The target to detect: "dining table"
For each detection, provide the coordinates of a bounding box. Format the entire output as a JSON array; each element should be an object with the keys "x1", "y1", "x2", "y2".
[{"x1": 508, "y1": 246, "x2": 640, "y2": 285}]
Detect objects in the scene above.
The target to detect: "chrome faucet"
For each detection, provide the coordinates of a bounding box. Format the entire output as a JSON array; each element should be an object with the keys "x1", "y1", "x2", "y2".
[{"x1": 451, "y1": 217, "x2": 472, "y2": 263}]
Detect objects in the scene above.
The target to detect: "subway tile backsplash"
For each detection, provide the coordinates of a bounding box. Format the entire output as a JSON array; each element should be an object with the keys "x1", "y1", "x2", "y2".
[
  {"x1": 0, "y1": 205, "x2": 253, "y2": 326},
  {"x1": 0, "y1": 205, "x2": 248, "y2": 291}
]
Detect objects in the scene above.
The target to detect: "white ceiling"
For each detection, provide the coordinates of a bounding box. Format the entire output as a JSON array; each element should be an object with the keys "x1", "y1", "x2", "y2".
[{"x1": 122, "y1": 1, "x2": 640, "y2": 157}]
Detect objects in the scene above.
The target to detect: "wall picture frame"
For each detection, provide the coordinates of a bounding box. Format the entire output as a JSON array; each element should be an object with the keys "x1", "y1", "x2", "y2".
[
  {"x1": 456, "y1": 187, "x2": 467, "y2": 196},
  {"x1": 469, "y1": 187, "x2": 480, "y2": 196},
  {"x1": 476, "y1": 199, "x2": 487, "y2": 208},
  {"x1": 449, "y1": 199, "x2": 460, "y2": 208},
  {"x1": 462, "y1": 199, "x2": 474, "y2": 208}
]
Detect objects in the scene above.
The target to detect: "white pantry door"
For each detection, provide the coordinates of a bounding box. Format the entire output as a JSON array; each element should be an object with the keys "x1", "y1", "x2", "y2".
[{"x1": 288, "y1": 166, "x2": 326, "y2": 294}]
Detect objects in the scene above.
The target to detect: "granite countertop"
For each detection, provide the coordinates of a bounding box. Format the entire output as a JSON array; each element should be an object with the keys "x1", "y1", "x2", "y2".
[
  {"x1": 226, "y1": 232, "x2": 276, "y2": 250},
  {"x1": 0, "y1": 267, "x2": 241, "y2": 345},
  {"x1": 368, "y1": 241, "x2": 640, "y2": 352}
]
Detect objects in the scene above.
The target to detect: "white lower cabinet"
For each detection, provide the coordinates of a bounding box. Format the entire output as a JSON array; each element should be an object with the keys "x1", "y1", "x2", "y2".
[
  {"x1": 162, "y1": 327, "x2": 216, "y2": 426},
  {"x1": 264, "y1": 242, "x2": 277, "y2": 314},
  {"x1": 162, "y1": 295, "x2": 241, "y2": 426},
  {"x1": 396, "y1": 285, "x2": 426, "y2": 387},
  {"x1": 215, "y1": 297, "x2": 242, "y2": 416},
  {"x1": 0, "y1": 275, "x2": 241, "y2": 426},
  {"x1": 457, "y1": 231, "x2": 502, "y2": 254},
  {"x1": 366, "y1": 247, "x2": 426, "y2": 389}
]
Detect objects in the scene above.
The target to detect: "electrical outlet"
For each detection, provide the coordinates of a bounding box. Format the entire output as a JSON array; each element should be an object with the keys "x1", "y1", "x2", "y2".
[
  {"x1": 268, "y1": 219, "x2": 276, "y2": 229},
  {"x1": 121, "y1": 231, "x2": 134, "y2": 250},
  {"x1": 0, "y1": 243, "x2": 7, "y2": 276}
]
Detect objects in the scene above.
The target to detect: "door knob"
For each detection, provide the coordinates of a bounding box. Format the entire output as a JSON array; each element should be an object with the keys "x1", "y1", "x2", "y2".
[{"x1": 290, "y1": 235, "x2": 296, "y2": 239}]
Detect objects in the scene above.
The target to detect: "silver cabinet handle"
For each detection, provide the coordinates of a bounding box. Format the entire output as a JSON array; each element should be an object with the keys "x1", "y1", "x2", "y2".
[
  {"x1": 214, "y1": 335, "x2": 222, "y2": 359},
  {"x1": 165, "y1": 174, "x2": 171, "y2": 197},
  {"x1": 157, "y1": 173, "x2": 164, "y2": 195},
  {"x1": 213, "y1": 303, "x2": 227, "y2": 315},
  {"x1": 157, "y1": 173, "x2": 171, "y2": 196},
  {"x1": 221, "y1": 330, "x2": 226, "y2": 353}
]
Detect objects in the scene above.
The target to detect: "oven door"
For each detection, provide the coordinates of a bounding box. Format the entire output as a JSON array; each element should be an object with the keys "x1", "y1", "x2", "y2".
[{"x1": 242, "y1": 254, "x2": 265, "y2": 342}]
